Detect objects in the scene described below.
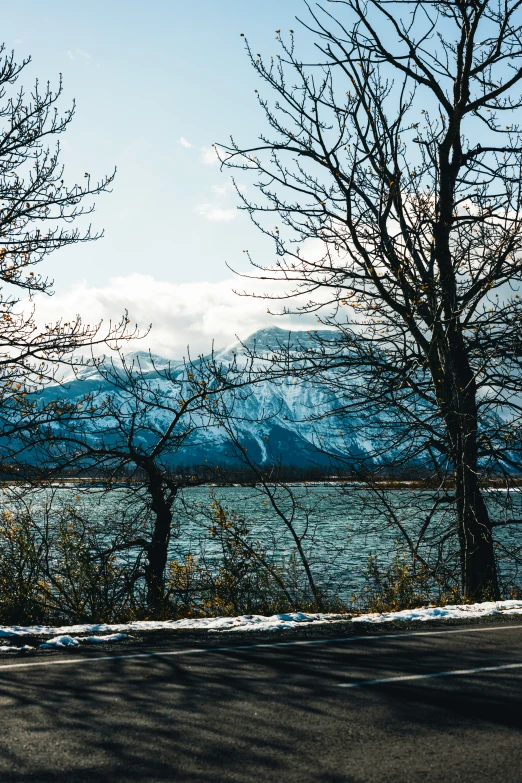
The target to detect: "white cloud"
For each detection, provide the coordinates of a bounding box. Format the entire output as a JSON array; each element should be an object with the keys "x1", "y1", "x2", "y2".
[
  {"x1": 30, "y1": 275, "x2": 314, "y2": 358},
  {"x1": 200, "y1": 145, "x2": 220, "y2": 166},
  {"x1": 178, "y1": 136, "x2": 192, "y2": 148},
  {"x1": 194, "y1": 204, "x2": 237, "y2": 222},
  {"x1": 66, "y1": 48, "x2": 92, "y2": 62}
]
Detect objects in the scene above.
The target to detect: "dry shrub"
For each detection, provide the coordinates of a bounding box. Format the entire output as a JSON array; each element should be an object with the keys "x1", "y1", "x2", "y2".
[
  {"x1": 359, "y1": 552, "x2": 463, "y2": 614},
  {"x1": 0, "y1": 510, "x2": 47, "y2": 624},
  {"x1": 0, "y1": 502, "x2": 144, "y2": 625},
  {"x1": 166, "y1": 497, "x2": 294, "y2": 617}
]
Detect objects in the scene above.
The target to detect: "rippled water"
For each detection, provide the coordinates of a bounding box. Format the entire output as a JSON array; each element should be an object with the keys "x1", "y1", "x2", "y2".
[{"x1": 9, "y1": 484, "x2": 522, "y2": 599}]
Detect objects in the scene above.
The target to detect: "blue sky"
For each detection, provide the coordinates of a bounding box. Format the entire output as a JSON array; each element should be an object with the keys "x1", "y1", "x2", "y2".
[
  {"x1": 6, "y1": 0, "x2": 310, "y2": 285},
  {"x1": 0, "y1": 1, "x2": 320, "y2": 354}
]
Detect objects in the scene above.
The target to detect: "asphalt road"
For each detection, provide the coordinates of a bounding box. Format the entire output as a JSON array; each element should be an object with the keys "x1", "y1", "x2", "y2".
[{"x1": 2, "y1": 619, "x2": 522, "y2": 782}]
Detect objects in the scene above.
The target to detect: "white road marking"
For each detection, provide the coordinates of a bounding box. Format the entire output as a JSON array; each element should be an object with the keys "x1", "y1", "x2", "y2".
[
  {"x1": 338, "y1": 661, "x2": 522, "y2": 688},
  {"x1": 0, "y1": 623, "x2": 521, "y2": 672}
]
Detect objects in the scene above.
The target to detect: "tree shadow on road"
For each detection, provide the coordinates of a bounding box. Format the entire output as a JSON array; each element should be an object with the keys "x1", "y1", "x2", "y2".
[{"x1": 0, "y1": 633, "x2": 521, "y2": 782}]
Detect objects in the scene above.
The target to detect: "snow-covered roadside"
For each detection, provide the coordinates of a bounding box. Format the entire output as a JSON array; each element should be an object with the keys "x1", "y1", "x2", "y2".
[
  {"x1": 0, "y1": 633, "x2": 131, "y2": 652},
  {"x1": 1, "y1": 601, "x2": 522, "y2": 651},
  {"x1": 353, "y1": 599, "x2": 522, "y2": 624},
  {"x1": 39, "y1": 633, "x2": 131, "y2": 649},
  {"x1": 0, "y1": 612, "x2": 347, "y2": 642}
]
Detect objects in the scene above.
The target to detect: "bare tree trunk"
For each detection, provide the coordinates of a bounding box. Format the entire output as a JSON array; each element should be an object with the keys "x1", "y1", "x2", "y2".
[
  {"x1": 143, "y1": 469, "x2": 175, "y2": 609},
  {"x1": 455, "y1": 456, "x2": 499, "y2": 600},
  {"x1": 433, "y1": 131, "x2": 500, "y2": 601},
  {"x1": 438, "y1": 333, "x2": 500, "y2": 600}
]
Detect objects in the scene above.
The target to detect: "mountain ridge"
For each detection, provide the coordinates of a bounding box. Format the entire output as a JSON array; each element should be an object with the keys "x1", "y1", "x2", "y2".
[{"x1": 34, "y1": 327, "x2": 369, "y2": 470}]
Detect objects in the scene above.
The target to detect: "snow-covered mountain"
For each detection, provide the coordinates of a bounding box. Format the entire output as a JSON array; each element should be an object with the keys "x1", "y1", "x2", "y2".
[{"x1": 35, "y1": 327, "x2": 373, "y2": 470}]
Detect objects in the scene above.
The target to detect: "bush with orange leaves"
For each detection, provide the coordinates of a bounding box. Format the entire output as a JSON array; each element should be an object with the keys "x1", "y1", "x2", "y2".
[
  {"x1": 166, "y1": 496, "x2": 296, "y2": 618},
  {"x1": 0, "y1": 502, "x2": 144, "y2": 625}
]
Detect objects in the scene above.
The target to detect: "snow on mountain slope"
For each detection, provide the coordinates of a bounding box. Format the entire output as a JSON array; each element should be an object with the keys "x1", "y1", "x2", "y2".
[{"x1": 35, "y1": 327, "x2": 371, "y2": 468}]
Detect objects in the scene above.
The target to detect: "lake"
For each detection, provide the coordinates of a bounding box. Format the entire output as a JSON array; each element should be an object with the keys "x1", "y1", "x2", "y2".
[{"x1": 7, "y1": 484, "x2": 522, "y2": 601}]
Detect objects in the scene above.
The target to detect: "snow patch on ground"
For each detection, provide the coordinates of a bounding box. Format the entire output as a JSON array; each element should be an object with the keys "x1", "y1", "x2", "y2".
[
  {"x1": 77, "y1": 633, "x2": 130, "y2": 644},
  {"x1": 39, "y1": 635, "x2": 81, "y2": 649},
  {"x1": 0, "y1": 612, "x2": 347, "y2": 639},
  {"x1": 1, "y1": 601, "x2": 522, "y2": 646},
  {"x1": 38, "y1": 633, "x2": 130, "y2": 649},
  {"x1": 0, "y1": 645, "x2": 34, "y2": 653},
  {"x1": 354, "y1": 600, "x2": 522, "y2": 623},
  {"x1": 206, "y1": 612, "x2": 346, "y2": 633}
]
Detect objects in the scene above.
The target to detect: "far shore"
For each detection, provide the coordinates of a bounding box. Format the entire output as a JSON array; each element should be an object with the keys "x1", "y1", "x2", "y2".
[{"x1": 2, "y1": 476, "x2": 521, "y2": 491}]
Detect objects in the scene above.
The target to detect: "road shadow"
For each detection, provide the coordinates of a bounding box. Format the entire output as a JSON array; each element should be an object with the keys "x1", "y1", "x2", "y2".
[{"x1": 0, "y1": 631, "x2": 521, "y2": 782}]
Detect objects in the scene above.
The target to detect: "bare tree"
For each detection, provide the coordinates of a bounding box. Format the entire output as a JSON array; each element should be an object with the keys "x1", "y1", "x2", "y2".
[
  {"x1": 0, "y1": 42, "x2": 132, "y2": 457},
  {"x1": 36, "y1": 348, "x2": 267, "y2": 609},
  {"x1": 219, "y1": 0, "x2": 522, "y2": 600}
]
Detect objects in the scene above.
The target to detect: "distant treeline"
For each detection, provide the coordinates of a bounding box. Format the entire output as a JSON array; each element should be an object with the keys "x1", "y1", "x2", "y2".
[{"x1": 2, "y1": 461, "x2": 521, "y2": 488}]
